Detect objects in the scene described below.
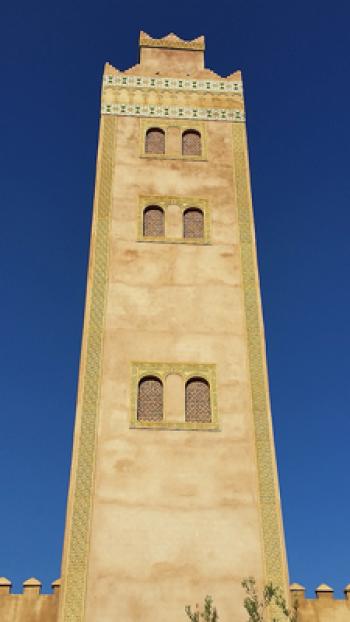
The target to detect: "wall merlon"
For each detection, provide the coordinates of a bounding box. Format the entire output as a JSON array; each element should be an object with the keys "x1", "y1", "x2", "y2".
[
  {"x1": 22, "y1": 577, "x2": 42, "y2": 596},
  {"x1": 315, "y1": 583, "x2": 334, "y2": 599},
  {"x1": 104, "y1": 62, "x2": 119, "y2": 76},
  {"x1": 290, "y1": 582, "x2": 306, "y2": 600},
  {"x1": 0, "y1": 578, "x2": 12, "y2": 595},
  {"x1": 0, "y1": 577, "x2": 61, "y2": 596},
  {"x1": 0, "y1": 578, "x2": 60, "y2": 622},
  {"x1": 51, "y1": 578, "x2": 61, "y2": 595},
  {"x1": 290, "y1": 583, "x2": 350, "y2": 621}
]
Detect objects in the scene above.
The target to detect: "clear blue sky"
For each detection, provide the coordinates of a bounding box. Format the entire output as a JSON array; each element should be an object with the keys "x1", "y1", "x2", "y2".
[{"x1": 1, "y1": 0, "x2": 349, "y2": 598}]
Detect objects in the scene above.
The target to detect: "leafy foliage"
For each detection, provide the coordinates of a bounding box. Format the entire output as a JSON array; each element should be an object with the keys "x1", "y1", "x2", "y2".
[
  {"x1": 242, "y1": 577, "x2": 298, "y2": 622},
  {"x1": 185, "y1": 596, "x2": 218, "y2": 622}
]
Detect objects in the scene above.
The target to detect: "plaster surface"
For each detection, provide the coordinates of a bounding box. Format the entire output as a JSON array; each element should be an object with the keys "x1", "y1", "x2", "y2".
[
  {"x1": 58, "y1": 34, "x2": 287, "y2": 622},
  {"x1": 83, "y1": 112, "x2": 265, "y2": 622},
  {"x1": 0, "y1": 591, "x2": 59, "y2": 622}
]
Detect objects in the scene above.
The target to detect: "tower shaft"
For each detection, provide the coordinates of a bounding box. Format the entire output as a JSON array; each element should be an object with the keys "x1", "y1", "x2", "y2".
[{"x1": 58, "y1": 32, "x2": 288, "y2": 622}]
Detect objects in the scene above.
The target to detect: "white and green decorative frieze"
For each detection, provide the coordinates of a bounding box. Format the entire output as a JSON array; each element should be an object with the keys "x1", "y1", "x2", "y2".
[
  {"x1": 103, "y1": 74, "x2": 243, "y2": 95},
  {"x1": 101, "y1": 103, "x2": 245, "y2": 122}
]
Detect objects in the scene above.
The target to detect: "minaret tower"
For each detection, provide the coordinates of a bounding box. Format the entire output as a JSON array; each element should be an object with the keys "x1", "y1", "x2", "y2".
[{"x1": 58, "y1": 32, "x2": 288, "y2": 622}]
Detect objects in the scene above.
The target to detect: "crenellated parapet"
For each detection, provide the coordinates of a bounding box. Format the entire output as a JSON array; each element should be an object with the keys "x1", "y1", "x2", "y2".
[
  {"x1": 290, "y1": 582, "x2": 350, "y2": 621},
  {"x1": 101, "y1": 31, "x2": 244, "y2": 123},
  {"x1": 0, "y1": 577, "x2": 60, "y2": 622}
]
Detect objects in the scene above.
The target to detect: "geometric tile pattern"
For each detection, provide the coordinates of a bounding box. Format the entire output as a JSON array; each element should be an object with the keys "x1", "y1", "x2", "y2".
[
  {"x1": 103, "y1": 74, "x2": 243, "y2": 95},
  {"x1": 143, "y1": 206, "x2": 165, "y2": 237},
  {"x1": 185, "y1": 378, "x2": 211, "y2": 422},
  {"x1": 145, "y1": 128, "x2": 165, "y2": 154},
  {"x1": 232, "y1": 122, "x2": 289, "y2": 605},
  {"x1": 101, "y1": 103, "x2": 245, "y2": 122},
  {"x1": 58, "y1": 116, "x2": 117, "y2": 622},
  {"x1": 183, "y1": 208, "x2": 204, "y2": 239},
  {"x1": 137, "y1": 377, "x2": 163, "y2": 421},
  {"x1": 182, "y1": 130, "x2": 201, "y2": 155}
]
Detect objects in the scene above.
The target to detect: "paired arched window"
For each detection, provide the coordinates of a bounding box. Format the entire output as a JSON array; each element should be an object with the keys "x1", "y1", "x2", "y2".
[
  {"x1": 182, "y1": 130, "x2": 201, "y2": 156},
  {"x1": 137, "y1": 376, "x2": 163, "y2": 422},
  {"x1": 145, "y1": 128, "x2": 165, "y2": 154},
  {"x1": 143, "y1": 206, "x2": 165, "y2": 237},
  {"x1": 185, "y1": 377, "x2": 211, "y2": 422},
  {"x1": 183, "y1": 208, "x2": 204, "y2": 239},
  {"x1": 144, "y1": 128, "x2": 202, "y2": 157}
]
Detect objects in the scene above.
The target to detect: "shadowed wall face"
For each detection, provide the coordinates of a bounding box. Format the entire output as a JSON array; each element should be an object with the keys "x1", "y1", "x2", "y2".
[
  {"x1": 289, "y1": 584, "x2": 350, "y2": 622},
  {"x1": 0, "y1": 580, "x2": 60, "y2": 622}
]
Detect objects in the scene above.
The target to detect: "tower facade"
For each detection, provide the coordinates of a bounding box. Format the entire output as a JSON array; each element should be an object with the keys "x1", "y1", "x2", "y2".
[{"x1": 58, "y1": 32, "x2": 288, "y2": 622}]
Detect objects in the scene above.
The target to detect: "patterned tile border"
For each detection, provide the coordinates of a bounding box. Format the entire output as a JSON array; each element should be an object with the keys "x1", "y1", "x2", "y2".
[
  {"x1": 101, "y1": 103, "x2": 245, "y2": 122},
  {"x1": 232, "y1": 122, "x2": 289, "y2": 607},
  {"x1": 103, "y1": 74, "x2": 242, "y2": 95},
  {"x1": 58, "y1": 116, "x2": 116, "y2": 622},
  {"x1": 130, "y1": 362, "x2": 219, "y2": 431}
]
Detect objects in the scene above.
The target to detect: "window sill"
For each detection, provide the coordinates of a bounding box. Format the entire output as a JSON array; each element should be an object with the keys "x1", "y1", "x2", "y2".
[
  {"x1": 137, "y1": 237, "x2": 210, "y2": 245},
  {"x1": 130, "y1": 420, "x2": 220, "y2": 431},
  {"x1": 141, "y1": 153, "x2": 207, "y2": 162}
]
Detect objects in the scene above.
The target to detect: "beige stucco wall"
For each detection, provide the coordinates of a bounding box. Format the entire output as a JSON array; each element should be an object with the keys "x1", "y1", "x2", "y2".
[
  {"x1": 83, "y1": 116, "x2": 265, "y2": 622},
  {"x1": 0, "y1": 592, "x2": 59, "y2": 622},
  {"x1": 290, "y1": 587, "x2": 350, "y2": 622},
  {"x1": 297, "y1": 599, "x2": 350, "y2": 622}
]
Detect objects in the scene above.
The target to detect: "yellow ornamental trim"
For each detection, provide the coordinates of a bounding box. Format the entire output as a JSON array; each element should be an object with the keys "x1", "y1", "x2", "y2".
[
  {"x1": 232, "y1": 122, "x2": 289, "y2": 613},
  {"x1": 137, "y1": 195, "x2": 210, "y2": 245},
  {"x1": 139, "y1": 31, "x2": 205, "y2": 51},
  {"x1": 130, "y1": 362, "x2": 219, "y2": 431},
  {"x1": 58, "y1": 116, "x2": 116, "y2": 622}
]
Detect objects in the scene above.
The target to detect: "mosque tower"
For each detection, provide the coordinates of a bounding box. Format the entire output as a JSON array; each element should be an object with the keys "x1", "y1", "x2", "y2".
[{"x1": 58, "y1": 32, "x2": 289, "y2": 622}]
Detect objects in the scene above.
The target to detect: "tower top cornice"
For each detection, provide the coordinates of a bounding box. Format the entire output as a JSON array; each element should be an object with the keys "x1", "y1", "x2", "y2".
[{"x1": 139, "y1": 31, "x2": 205, "y2": 52}]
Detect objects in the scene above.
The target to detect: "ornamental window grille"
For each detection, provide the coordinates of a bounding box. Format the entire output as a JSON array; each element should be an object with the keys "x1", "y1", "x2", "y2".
[
  {"x1": 182, "y1": 130, "x2": 201, "y2": 156},
  {"x1": 143, "y1": 206, "x2": 165, "y2": 237},
  {"x1": 185, "y1": 377, "x2": 211, "y2": 423},
  {"x1": 145, "y1": 128, "x2": 165, "y2": 154},
  {"x1": 137, "y1": 376, "x2": 163, "y2": 422},
  {"x1": 183, "y1": 208, "x2": 204, "y2": 239}
]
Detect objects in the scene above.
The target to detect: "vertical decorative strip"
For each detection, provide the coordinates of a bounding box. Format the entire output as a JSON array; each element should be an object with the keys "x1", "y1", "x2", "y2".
[
  {"x1": 232, "y1": 123, "x2": 289, "y2": 599},
  {"x1": 58, "y1": 115, "x2": 116, "y2": 622}
]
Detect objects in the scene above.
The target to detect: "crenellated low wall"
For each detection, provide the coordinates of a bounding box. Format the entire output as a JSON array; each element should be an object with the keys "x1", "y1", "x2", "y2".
[
  {"x1": 0, "y1": 577, "x2": 60, "y2": 622},
  {"x1": 1, "y1": 576, "x2": 350, "y2": 621},
  {"x1": 290, "y1": 583, "x2": 350, "y2": 621}
]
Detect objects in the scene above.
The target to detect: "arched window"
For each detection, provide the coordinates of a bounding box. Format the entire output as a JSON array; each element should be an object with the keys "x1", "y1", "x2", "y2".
[
  {"x1": 182, "y1": 130, "x2": 201, "y2": 156},
  {"x1": 183, "y1": 208, "x2": 204, "y2": 239},
  {"x1": 185, "y1": 377, "x2": 211, "y2": 422},
  {"x1": 143, "y1": 206, "x2": 165, "y2": 237},
  {"x1": 137, "y1": 376, "x2": 163, "y2": 422},
  {"x1": 145, "y1": 128, "x2": 165, "y2": 154}
]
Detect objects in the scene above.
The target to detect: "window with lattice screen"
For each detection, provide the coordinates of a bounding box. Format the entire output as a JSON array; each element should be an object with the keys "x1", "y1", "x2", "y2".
[
  {"x1": 143, "y1": 206, "x2": 165, "y2": 237},
  {"x1": 183, "y1": 208, "x2": 204, "y2": 239},
  {"x1": 137, "y1": 377, "x2": 163, "y2": 422},
  {"x1": 185, "y1": 378, "x2": 211, "y2": 423},
  {"x1": 182, "y1": 130, "x2": 201, "y2": 156},
  {"x1": 145, "y1": 128, "x2": 165, "y2": 154}
]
